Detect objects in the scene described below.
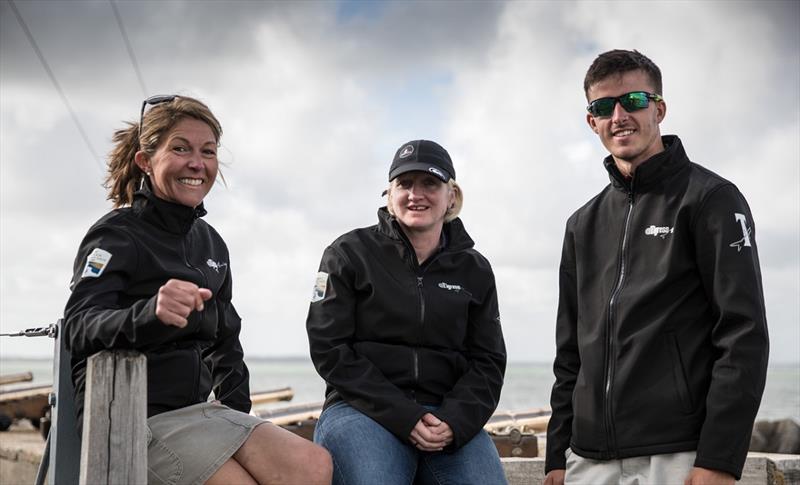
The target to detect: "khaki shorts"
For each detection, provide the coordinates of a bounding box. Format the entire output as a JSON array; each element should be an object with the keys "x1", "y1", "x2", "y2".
[
  {"x1": 565, "y1": 448, "x2": 696, "y2": 485},
  {"x1": 146, "y1": 402, "x2": 266, "y2": 485}
]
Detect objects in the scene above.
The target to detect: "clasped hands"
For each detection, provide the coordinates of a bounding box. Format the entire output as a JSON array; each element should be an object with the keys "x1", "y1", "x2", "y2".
[
  {"x1": 155, "y1": 278, "x2": 212, "y2": 328},
  {"x1": 409, "y1": 413, "x2": 453, "y2": 452}
]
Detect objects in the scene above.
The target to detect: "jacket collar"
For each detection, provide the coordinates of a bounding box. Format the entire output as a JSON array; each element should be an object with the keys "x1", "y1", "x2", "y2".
[
  {"x1": 376, "y1": 207, "x2": 474, "y2": 252},
  {"x1": 132, "y1": 180, "x2": 206, "y2": 235},
  {"x1": 604, "y1": 135, "x2": 689, "y2": 194}
]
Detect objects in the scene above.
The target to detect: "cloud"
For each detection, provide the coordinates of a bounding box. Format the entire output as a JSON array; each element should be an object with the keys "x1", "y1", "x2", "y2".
[{"x1": 1, "y1": 1, "x2": 797, "y2": 364}]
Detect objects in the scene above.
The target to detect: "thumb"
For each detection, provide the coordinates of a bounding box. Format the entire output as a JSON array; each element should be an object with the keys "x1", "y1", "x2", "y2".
[
  {"x1": 422, "y1": 413, "x2": 441, "y2": 426},
  {"x1": 195, "y1": 288, "x2": 213, "y2": 311}
]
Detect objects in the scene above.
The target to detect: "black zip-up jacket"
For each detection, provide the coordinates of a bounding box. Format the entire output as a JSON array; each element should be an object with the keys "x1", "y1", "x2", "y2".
[
  {"x1": 64, "y1": 185, "x2": 250, "y2": 429},
  {"x1": 545, "y1": 136, "x2": 769, "y2": 479},
  {"x1": 306, "y1": 208, "x2": 506, "y2": 450}
]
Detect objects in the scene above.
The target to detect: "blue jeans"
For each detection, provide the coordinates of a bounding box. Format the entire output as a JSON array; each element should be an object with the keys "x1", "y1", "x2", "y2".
[{"x1": 314, "y1": 401, "x2": 508, "y2": 485}]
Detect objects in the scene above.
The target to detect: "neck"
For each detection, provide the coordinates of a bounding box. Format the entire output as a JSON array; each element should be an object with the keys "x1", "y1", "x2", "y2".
[
  {"x1": 399, "y1": 224, "x2": 443, "y2": 264},
  {"x1": 613, "y1": 158, "x2": 638, "y2": 179}
]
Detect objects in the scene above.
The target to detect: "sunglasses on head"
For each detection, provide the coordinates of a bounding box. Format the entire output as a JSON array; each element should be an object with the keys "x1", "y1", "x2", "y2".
[
  {"x1": 587, "y1": 91, "x2": 663, "y2": 117},
  {"x1": 139, "y1": 94, "x2": 178, "y2": 134}
]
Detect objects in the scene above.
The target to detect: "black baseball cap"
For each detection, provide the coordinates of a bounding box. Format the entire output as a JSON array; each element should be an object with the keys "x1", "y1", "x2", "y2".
[{"x1": 388, "y1": 140, "x2": 455, "y2": 183}]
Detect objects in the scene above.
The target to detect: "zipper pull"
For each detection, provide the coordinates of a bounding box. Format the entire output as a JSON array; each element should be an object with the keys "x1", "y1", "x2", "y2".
[{"x1": 417, "y1": 276, "x2": 423, "y2": 288}]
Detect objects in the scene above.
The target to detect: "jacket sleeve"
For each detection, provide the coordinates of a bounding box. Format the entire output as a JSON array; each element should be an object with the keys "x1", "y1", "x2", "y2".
[
  {"x1": 202, "y1": 259, "x2": 251, "y2": 414},
  {"x1": 433, "y1": 265, "x2": 506, "y2": 450},
  {"x1": 545, "y1": 222, "x2": 580, "y2": 473},
  {"x1": 306, "y1": 245, "x2": 428, "y2": 441},
  {"x1": 692, "y1": 184, "x2": 769, "y2": 479},
  {"x1": 64, "y1": 224, "x2": 185, "y2": 359}
]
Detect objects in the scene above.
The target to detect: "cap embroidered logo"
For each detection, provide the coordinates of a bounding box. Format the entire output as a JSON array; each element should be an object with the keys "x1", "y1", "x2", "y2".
[{"x1": 399, "y1": 144, "x2": 414, "y2": 158}]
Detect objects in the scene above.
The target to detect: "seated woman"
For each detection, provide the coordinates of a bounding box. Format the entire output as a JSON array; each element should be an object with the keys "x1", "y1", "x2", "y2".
[
  {"x1": 306, "y1": 140, "x2": 508, "y2": 485},
  {"x1": 64, "y1": 95, "x2": 332, "y2": 485}
]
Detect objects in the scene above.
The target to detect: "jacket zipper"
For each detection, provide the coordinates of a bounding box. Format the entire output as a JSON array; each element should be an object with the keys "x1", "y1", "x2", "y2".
[
  {"x1": 605, "y1": 181, "x2": 635, "y2": 456},
  {"x1": 414, "y1": 276, "x2": 424, "y2": 388},
  {"x1": 182, "y1": 234, "x2": 207, "y2": 332}
]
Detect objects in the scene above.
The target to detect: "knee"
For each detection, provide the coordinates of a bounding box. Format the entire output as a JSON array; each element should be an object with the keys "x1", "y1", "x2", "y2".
[{"x1": 306, "y1": 443, "x2": 333, "y2": 485}]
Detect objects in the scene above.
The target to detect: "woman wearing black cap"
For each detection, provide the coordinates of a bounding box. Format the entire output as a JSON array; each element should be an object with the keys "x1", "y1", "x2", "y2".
[{"x1": 306, "y1": 140, "x2": 508, "y2": 484}]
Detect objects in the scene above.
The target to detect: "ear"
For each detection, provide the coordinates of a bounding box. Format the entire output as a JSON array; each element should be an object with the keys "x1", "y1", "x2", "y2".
[
  {"x1": 134, "y1": 151, "x2": 150, "y2": 174},
  {"x1": 655, "y1": 99, "x2": 667, "y2": 124},
  {"x1": 586, "y1": 113, "x2": 599, "y2": 134}
]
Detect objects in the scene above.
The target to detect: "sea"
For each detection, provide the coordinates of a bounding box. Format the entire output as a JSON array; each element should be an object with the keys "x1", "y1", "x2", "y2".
[{"x1": 1, "y1": 357, "x2": 798, "y2": 421}]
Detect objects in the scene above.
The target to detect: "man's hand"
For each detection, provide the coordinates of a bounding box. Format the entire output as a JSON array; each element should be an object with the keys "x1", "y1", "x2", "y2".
[
  {"x1": 684, "y1": 467, "x2": 735, "y2": 485},
  {"x1": 409, "y1": 413, "x2": 453, "y2": 451},
  {"x1": 543, "y1": 469, "x2": 565, "y2": 485},
  {"x1": 155, "y1": 279, "x2": 213, "y2": 327}
]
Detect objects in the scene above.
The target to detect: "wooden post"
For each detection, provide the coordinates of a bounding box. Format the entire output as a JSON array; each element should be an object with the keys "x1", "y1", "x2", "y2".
[{"x1": 79, "y1": 350, "x2": 147, "y2": 485}]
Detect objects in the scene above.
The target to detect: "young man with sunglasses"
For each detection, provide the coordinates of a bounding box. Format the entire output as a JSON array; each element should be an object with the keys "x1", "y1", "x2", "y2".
[{"x1": 544, "y1": 50, "x2": 769, "y2": 485}]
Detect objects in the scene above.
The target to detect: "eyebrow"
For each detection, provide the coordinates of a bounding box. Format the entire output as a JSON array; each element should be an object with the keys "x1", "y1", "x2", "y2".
[{"x1": 169, "y1": 135, "x2": 217, "y2": 147}]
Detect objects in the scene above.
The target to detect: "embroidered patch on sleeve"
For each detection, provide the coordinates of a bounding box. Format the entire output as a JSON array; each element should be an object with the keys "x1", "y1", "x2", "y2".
[
  {"x1": 311, "y1": 271, "x2": 329, "y2": 303},
  {"x1": 81, "y1": 248, "x2": 112, "y2": 278}
]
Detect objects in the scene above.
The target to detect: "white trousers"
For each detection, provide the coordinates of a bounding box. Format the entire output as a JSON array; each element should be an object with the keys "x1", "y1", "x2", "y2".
[{"x1": 565, "y1": 449, "x2": 696, "y2": 485}]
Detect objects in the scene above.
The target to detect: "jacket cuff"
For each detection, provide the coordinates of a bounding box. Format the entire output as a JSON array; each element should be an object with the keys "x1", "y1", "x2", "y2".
[{"x1": 693, "y1": 456, "x2": 742, "y2": 481}]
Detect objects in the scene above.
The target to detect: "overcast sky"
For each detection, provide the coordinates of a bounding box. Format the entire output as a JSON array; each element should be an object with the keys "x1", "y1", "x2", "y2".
[{"x1": 1, "y1": 0, "x2": 798, "y2": 365}]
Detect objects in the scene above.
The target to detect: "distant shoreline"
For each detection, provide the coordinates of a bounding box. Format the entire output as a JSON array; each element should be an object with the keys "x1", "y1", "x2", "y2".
[{"x1": 2, "y1": 355, "x2": 799, "y2": 367}]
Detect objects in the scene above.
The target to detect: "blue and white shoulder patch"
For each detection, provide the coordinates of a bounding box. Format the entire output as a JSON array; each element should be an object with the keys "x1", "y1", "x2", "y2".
[
  {"x1": 81, "y1": 248, "x2": 112, "y2": 278},
  {"x1": 311, "y1": 271, "x2": 329, "y2": 303}
]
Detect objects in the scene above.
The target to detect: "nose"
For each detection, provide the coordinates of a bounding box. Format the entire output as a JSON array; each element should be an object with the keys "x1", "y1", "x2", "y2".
[
  {"x1": 187, "y1": 155, "x2": 204, "y2": 170},
  {"x1": 611, "y1": 100, "x2": 629, "y2": 123},
  {"x1": 406, "y1": 184, "x2": 423, "y2": 199}
]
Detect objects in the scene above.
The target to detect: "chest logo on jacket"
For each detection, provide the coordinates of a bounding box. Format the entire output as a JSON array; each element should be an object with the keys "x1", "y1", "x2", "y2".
[
  {"x1": 206, "y1": 259, "x2": 228, "y2": 272},
  {"x1": 438, "y1": 282, "x2": 464, "y2": 292},
  {"x1": 644, "y1": 225, "x2": 674, "y2": 239}
]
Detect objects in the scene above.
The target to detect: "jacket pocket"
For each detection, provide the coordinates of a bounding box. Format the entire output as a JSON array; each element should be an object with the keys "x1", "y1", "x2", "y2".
[{"x1": 666, "y1": 332, "x2": 694, "y2": 414}]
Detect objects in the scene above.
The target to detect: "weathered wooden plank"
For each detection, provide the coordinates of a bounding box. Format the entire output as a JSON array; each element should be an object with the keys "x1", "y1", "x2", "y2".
[
  {"x1": 0, "y1": 372, "x2": 33, "y2": 386},
  {"x1": 249, "y1": 387, "x2": 294, "y2": 405},
  {"x1": 79, "y1": 350, "x2": 147, "y2": 485}
]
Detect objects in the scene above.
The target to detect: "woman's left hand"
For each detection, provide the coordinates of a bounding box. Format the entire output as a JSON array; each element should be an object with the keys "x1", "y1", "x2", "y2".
[{"x1": 409, "y1": 413, "x2": 453, "y2": 451}]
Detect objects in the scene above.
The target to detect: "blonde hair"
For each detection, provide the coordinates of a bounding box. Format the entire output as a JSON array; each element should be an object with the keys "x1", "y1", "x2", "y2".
[
  {"x1": 105, "y1": 96, "x2": 222, "y2": 207},
  {"x1": 386, "y1": 179, "x2": 463, "y2": 223}
]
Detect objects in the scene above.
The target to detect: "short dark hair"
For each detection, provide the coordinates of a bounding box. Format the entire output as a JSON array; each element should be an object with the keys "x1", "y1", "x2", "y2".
[{"x1": 584, "y1": 49, "x2": 662, "y2": 99}]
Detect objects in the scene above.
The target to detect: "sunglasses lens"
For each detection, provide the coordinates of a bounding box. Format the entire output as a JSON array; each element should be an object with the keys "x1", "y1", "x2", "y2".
[
  {"x1": 620, "y1": 92, "x2": 650, "y2": 112},
  {"x1": 589, "y1": 98, "x2": 616, "y2": 117}
]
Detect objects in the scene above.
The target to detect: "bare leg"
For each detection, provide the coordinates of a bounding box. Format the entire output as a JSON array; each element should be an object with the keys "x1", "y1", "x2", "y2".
[
  {"x1": 205, "y1": 457, "x2": 258, "y2": 485},
  {"x1": 234, "y1": 423, "x2": 332, "y2": 485}
]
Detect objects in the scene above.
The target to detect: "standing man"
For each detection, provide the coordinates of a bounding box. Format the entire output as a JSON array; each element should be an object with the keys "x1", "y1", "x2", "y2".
[{"x1": 544, "y1": 50, "x2": 769, "y2": 485}]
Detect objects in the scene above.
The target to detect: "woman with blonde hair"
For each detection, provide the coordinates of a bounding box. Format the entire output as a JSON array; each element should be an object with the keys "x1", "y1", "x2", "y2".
[
  {"x1": 64, "y1": 95, "x2": 332, "y2": 485},
  {"x1": 306, "y1": 139, "x2": 507, "y2": 484}
]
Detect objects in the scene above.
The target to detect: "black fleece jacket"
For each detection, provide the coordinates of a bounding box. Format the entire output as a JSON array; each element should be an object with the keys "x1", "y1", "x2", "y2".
[
  {"x1": 64, "y1": 185, "x2": 250, "y2": 429},
  {"x1": 306, "y1": 208, "x2": 506, "y2": 450},
  {"x1": 546, "y1": 136, "x2": 769, "y2": 479}
]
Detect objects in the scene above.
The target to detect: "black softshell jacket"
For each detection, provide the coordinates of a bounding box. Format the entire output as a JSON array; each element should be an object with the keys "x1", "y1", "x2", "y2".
[
  {"x1": 64, "y1": 185, "x2": 250, "y2": 429},
  {"x1": 545, "y1": 136, "x2": 769, "y2": 479},
  {"x1": 306, "y1": 208, "x2": 506, "y2": 450}
]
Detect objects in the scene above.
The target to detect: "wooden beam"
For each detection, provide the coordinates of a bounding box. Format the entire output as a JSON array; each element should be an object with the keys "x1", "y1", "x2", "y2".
[{"x1": 79, "y1": 350, "x2": 147, "y2": 485}]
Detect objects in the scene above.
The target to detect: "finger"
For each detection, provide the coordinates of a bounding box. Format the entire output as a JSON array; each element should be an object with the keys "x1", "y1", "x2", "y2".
[{"x1": 158, "y1": 309, "x2": 188, "y2": 328}]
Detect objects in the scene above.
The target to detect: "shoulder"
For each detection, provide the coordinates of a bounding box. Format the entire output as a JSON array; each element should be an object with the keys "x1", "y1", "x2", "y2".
[
  {"x1": 328, "y1": 223, "x2": 384, "y2": 251},
  {"x1": 685, "y1": 162, "x2": 751, "y2": 214},
  {"x1": 81, "y1": 208, "x2": 139, "y2": 244},
  {"x1": 566, "y1": 184, "x2": 614, "y2": 229}
]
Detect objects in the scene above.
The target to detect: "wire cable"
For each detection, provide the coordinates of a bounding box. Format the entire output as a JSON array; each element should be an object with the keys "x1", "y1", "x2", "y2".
[
  {"x1": 7, "y1": 0, "x2": 104, "y2": 171},
  {"x1": 109, "y1": 0, "x2": 148, "y2": 97}
]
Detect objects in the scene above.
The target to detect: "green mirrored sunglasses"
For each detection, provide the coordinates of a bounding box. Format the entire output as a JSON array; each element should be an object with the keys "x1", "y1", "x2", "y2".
[{"x1": 587, "y1": 91, "x2": 663, "y2": 117}]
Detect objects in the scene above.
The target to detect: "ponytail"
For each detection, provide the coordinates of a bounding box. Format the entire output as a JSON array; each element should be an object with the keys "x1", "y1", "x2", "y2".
[{"x1": 104, "y1": 122, "x2": 144, "y2": 207}]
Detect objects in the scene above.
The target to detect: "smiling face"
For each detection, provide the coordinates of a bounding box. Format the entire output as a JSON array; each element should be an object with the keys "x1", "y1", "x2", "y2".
[
  {"x1": 388, "y1": 171, "x2": 454, "y2": 235},
  {"x1": 586, "y1": 69, "x2": 666, "y2": 176},
  {"x1": 135, "y1": 117, "x2": 218, "y2": 208}
]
